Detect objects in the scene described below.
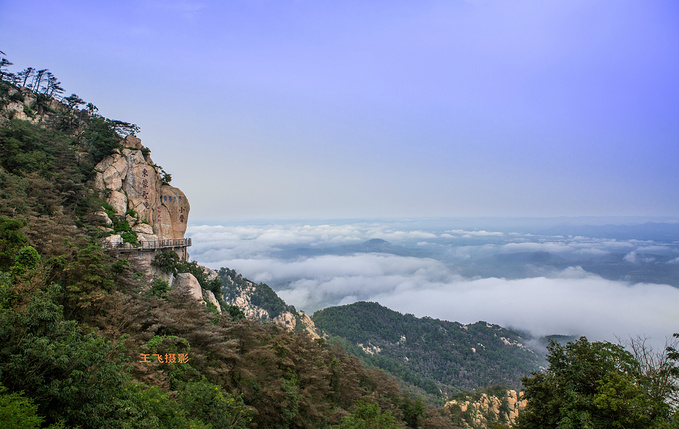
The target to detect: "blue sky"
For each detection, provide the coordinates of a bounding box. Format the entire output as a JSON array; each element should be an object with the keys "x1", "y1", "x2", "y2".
[{"x1": 2, "y1": 0, "x2": 678, "y2": 220}]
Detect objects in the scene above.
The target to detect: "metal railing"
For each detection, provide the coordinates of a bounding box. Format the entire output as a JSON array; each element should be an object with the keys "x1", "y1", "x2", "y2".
[{"x1": 103, "y1": 237, "x2": 192, "y2": 251}]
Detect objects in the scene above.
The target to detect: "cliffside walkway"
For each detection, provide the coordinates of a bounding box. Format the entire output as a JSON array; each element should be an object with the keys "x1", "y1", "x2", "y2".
[{"x1": 104, "y1": 237, "x2": 192, "y2": 253}]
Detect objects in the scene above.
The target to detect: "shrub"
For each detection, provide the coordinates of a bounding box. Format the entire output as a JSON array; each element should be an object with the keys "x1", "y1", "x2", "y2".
[
  {"x1": 148, "y1": 277, "x2": 171, "y2": 298},
  {"x1": 11, "y1": 246, "x2": 40, "y2": 276},
  {"x1": 152, "y1": 251, "x2": 180, "y2": 275},
  {"x1": 0, "y1": 383, "x2": 45, "y2": 429},
  {"x1": 120, "y1": 231, "x2": 138, "y2": 244}
]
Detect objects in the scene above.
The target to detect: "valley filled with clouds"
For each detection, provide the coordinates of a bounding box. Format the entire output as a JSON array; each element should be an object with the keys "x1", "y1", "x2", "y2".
[{"x1": 189, "y1": 219, "x2": 679, "y2": 347}]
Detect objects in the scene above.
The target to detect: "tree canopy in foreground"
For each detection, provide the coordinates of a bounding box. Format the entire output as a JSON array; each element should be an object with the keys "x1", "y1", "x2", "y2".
[{"x1": 516, "y1": 336, "x2": 679, "y2": 429}]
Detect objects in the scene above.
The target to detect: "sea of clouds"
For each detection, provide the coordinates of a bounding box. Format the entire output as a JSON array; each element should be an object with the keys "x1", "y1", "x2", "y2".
[{"x1": 188, "y1": 220, "x2": 679, "y2": 348}]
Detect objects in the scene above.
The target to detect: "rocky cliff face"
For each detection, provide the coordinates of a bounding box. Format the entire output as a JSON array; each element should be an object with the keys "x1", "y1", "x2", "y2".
[
  {"x1": 0, "y1": 86, "x2": 63, "y2": 125},
  {"x1": 91, "y1": 128, "x2": 316, "y2": 336},
  {"x1": 94, "y1": 135, "x2": 190, "y2": 244},
  {"x1": 172, "y1": 272, "x2": 221, "y2": 314},
  {"x1": 219, "y1": 269, "x2": 319, "y2": 338},
  {"x1": 446, "y1": 389, "x2": 527, "y2": 428}
]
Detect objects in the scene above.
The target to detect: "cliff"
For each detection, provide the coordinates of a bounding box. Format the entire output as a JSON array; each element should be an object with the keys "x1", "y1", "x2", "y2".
[
  {"x1": 446, "y1": 389, "x2": 527, "y2": 428},
  {"x1": 90, "y1": 131, "x2": 320, "y2": 332},
  {"x1": 218, "y1": 268, "x2": 319, "y2": 338},
  {"x1": 93, "y1": 135, "x2": 190, "y2": 246},
  {"x1": 1, "y1": 86, "x2": 64, "y2": 126}
]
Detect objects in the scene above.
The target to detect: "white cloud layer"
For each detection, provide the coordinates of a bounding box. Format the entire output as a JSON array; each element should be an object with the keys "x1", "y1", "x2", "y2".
[
  {"x1": 188, "y1": 222, "x2": 679, "y2": 347},
  {"x1": 373, "y1": 268, "x2": 679, "y2": 342}
]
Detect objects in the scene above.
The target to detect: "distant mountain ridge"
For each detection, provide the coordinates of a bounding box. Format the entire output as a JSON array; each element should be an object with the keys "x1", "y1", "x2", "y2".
[
  {"x1": 286, "y1": 238, "x2": 425, "y2": 258},
  {"x1": 312, "y1": 301, "x2": 544, "y2": 397},
  {"x1": 541, "y1": 221, "x2": 679, "y2": 242}
]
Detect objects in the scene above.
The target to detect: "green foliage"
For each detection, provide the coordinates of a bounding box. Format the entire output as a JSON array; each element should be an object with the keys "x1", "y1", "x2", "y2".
[
  {"x1": 0, "y1": 272, "x2": 14, "y2": 309},
  {"x1": 152, "y1": 164, "x2": 172, "y2": 184},
  {"x1": 152, "y1": 250, "x2": 181, "y2": 275},
  {"x1": 0, "y1": 119, "x2": 62, "y2": 177},
  {"x1": 179, "y1": 261, "x2": 210, "y2": 287},
  {"x1": 10, "y1": 245, "x2": 40, "y2": 277},
  {"x1": 13, "y1": 245, "x2": 41, "y2": 269},
  {"x1": 666, "y1": 333, "x2": 679, "y2": 380},
  {"x1": 145, "y1": 335, "x2": 191, "y2": 355},
  {"x1": 125, "y1": 383, "x2": 211, "y2": 429},
  {"x1": 516, "y1": 337, "x2": 674, "y2": 429},
  {"x1": 205, "y1": 301, "x2": 220, "y2": 322},
  {"x1": 206, "y1": 277, "x2": 223, "y2": 295},
  {"x1": 0, "y1": 383, "x2": 44, "y2": 428},
  {"x1": 101, "y1": 201, "x2": 116, "y2": 218},
  {"x1": 78, "y1": 116, "x2": 122, "y2": 166},
  {"x1": 0, "y1": 91, "x2": 124, "y2": 184},
  {"x1": 152, "y1": 252, "x2": 220, "y2": 294},
  {"x1": 333, "y1": 402, "x2": 400, "y2": 428},
  {"x1": 177, "y1": 380, "x2": 251, "y2": 429},
  {"x1": 225, "y1": 304, "x2": 246, "y2": 321},
  {"x1": 120, "y1": 230, "x2": 139, "y2": 244},
  {"x1": 141, "y1": 335, "x2": 201, "y2": 389},
  {"x1": 23, "y1": 103, "x2": 35, "y2": 117},
  {"x1": 111, "y1": 216, "x2": 138, "y2": 243},
  {"x1": 0, "y1": 216, "x2": 28, "y2": 269},
  {"x1": 251, "y1": 282, "x2": 296, "y2": 319},
  {"x1": 50, "y1": 243, "x2": 115, "y2": 318},
  {"x1": 0, "y1": 284, "x2": 136, "y2": 427},
  {"x1": 110, "y1": 258, "x2": 129, "y2": 275},
  {"x1": 400, "y1": 395, "x2": 425, "y2": 428},
  {"x1": 0, "y1": 114, "x2": 110, "y2": 221},
  {"x1": 148, "y1": 276, "x2": 171, "y2": 298}
]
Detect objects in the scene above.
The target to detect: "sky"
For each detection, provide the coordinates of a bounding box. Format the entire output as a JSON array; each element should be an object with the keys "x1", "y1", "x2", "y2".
[{"x1": 2, "y1": 0, "x2": 679, "y2": 221}]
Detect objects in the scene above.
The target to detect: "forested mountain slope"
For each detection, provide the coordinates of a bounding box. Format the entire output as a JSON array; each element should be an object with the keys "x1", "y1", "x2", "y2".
[{"x1": 313, "y1": 302, "x2": 543, "y2": 397}]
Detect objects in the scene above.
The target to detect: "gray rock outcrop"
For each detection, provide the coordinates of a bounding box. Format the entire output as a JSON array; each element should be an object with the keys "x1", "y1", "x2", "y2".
[
  {"x1": 221, "y1": 272, "x2": 319, "y2": 338},
  {"x1": 445, "y1": 389, "x2": 527, "y2": 427},
  {"x1": 174, "y1": 273, "x2": 203, "y2": 302},
  {"x1": 202, "y1": 289, "x2": 222, "y2": 314},
  {"x1": 94, "y1": 135, "x2": 190, "y2": 242}
]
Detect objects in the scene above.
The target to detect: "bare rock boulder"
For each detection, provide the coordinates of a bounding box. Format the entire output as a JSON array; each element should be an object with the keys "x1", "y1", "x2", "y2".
[
  {"x1": 124, "y1": 135, "x2": 143, "y2": 149},
  {"x1": 158, "y1": 185, "x2": 190, "y2": 240},
  {"x1": 174, "y1": 273, "x2": 203, "y2": 303},
  {"x1": 108, "y1": 190, "x2": 128, "y2": 216},
  {"x1": 202, "y1": 290, "x2": 222, "y2": 314}
]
